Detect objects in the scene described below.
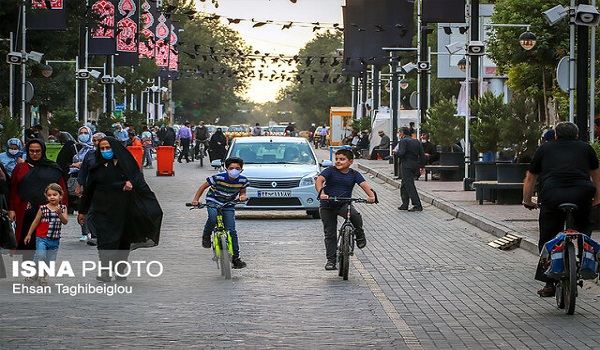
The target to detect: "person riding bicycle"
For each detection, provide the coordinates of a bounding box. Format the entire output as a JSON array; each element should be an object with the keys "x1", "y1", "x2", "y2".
[
  {"x1": 194, "y1": 121, "x2": 210, "y2": 159},
  {"x1": 315, "y1": 149, "x2": 376, "y2": 271},
  {"x1": 191, "y1": 157, "x2": 249, "y2": 269},
  {"x1": 523, "y1": 122, "x2": 600, "y2": 297}
]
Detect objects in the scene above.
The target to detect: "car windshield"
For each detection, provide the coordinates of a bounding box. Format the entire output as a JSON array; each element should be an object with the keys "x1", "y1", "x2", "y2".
[{"x1": 230, "y1": 142, "x2": 316, "y2": 165}]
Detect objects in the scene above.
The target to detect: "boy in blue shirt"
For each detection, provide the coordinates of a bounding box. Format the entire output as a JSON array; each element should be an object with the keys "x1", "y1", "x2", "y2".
[
  {"x1": 191, "y1": 157, "x2": 249, "y2": 268},
  {"x1": 315, "y1": 149, "x2": 376, "y2": 270}
]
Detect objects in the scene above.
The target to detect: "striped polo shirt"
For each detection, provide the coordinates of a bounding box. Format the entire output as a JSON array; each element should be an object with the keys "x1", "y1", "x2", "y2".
[{"x1": 206, "y1": 172, "x2": 249, "y2": 206}]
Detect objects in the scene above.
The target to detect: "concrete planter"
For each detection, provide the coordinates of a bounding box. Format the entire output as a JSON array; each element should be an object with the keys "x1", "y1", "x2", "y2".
[{"x1": 496, "y1": 163, "x2": 529, "y2": 184}]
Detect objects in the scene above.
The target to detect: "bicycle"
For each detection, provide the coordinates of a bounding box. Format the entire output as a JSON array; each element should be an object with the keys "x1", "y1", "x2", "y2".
[
  {"x1": 195, "y1": 140, "x2": 208, "y2": 167},
  {"x1": 324, "y1": 192, "x2": 378, "y2": 280},
  {"x1": 186, "y1": 200, "x2": 240, "y2": 279}
]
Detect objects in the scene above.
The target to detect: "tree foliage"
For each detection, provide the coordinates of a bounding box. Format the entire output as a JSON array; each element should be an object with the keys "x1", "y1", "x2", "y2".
[
  {"x1": 287, "y1": 31, "x2": 351, "y2": 127},
  {"x1": 423, "y1": 98, "x2": 463, "y2": 150},
  {"x1": 499, "y1": 93, "x2": 542, "y2": 162},
  {"x1": 469, "y1": 92, "x2": 509, "y2": 153}
]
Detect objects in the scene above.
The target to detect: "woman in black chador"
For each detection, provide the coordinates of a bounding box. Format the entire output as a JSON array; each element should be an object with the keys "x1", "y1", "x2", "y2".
[
  {"x1": 208, "y1": 127, "x2": 228, "y2": 162},
  {"x1": 78, "y1": 137, "x2": 162, "y2": 282}
]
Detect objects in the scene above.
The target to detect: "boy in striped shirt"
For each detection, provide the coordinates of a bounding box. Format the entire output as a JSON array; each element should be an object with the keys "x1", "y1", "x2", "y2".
[{"x1": 191, "y1": 157, "x2": 249, "y2": 268}]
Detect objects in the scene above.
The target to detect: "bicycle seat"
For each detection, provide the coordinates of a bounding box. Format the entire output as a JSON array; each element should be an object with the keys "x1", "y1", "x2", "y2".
[{"x1": 558, "y1": 203, "x2": 578, "y2": 212}]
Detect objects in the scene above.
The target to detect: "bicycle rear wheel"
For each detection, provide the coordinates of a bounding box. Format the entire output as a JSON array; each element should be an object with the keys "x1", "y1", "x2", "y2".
[
  {"x1": 339, "y1": 225, "x2": 352, "y2": 280},
  {"x1": 564, "y1": 241, "x2": 577, "y2": 315},
  {"x1": 219, "y1": 234, "x2": 232, "y2": 279}
]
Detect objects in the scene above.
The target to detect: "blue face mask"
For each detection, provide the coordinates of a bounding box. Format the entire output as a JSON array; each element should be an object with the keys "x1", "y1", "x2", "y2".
[
  {"x1": 227, "y1": 169, "x2": 241, "y2": 179},
  {"x1": 101, "y1": 150, "x2": 114, "y2": 160},
  {"x1": 78, "y1": 134, "x2": 90, "y2": 143}
]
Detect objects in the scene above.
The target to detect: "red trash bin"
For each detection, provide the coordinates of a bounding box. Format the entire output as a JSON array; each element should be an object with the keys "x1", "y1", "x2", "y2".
[
  {"x1": 127, "y1": 146, "x2": 143, "y2": 169},
  {"x1": 156, "y1": 146, "x2": 175, "y2": 176}
]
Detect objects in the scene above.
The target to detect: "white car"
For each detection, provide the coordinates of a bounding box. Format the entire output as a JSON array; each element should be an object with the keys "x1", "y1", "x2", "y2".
[{"x1": 218, "y1": 136, "x2": 332, "y2": 218}]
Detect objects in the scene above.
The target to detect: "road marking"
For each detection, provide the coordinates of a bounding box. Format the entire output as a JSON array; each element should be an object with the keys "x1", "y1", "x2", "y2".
[{"x1": 353, "y1": 258, "x2": 425, "y2": 350}]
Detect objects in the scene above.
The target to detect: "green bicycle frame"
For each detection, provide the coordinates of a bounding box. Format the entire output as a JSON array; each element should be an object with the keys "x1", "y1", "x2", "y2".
[{"x1": 213, "y1": 212, "x2": 234, "y2": 258}]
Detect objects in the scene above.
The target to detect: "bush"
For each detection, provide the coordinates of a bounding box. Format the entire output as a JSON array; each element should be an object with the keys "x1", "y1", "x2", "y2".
[
  {"x1": 0, "y1": 107, "x2": 21, "y2": 152},
  {"x1": 470, "y1": 92, "x2": 509, "y2": 156}
]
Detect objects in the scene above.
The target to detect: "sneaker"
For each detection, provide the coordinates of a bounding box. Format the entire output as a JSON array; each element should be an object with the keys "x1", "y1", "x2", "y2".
[
  {"x1": 79, "y1": 235, "x2": 89, "y2": 242},
  {"x1": 87, "y1": 238, "x2": 97, "y2": 246},
  {"x1": 232, "y1": 257, "x2": 247, "y2": 269},
  {"x1": 324, "y1": 261, "x2": 336, "y2": 270},
  {"x1": 202, "y1": 235, "x2": 211, "y2": 248}
]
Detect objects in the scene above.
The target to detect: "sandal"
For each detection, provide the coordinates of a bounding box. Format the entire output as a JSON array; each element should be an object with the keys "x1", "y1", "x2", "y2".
[
  {"x1": 38, "y1": 277, "x2": 48, "y2": 286},
  {"x1": 537, "y1": 285, "x2": 555, "y2": 297},
  {"x1": 24, "y1": 276, "x2": 37, "y2": 283}
]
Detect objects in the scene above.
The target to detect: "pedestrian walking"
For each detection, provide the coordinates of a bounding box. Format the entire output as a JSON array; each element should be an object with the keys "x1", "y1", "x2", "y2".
[
  {"x1": 177, "y1": 121, "x2": 193, "y2": 163},
  {"x1": 208, "y1": 128, "x2": 228, "y2": 162},
  {"x1": 0, "y1": 138, "x2": 24, "y2": 177},
  {"x1": 9, "y1": 139, "x2": 68, "y2": 262},
  {"x1": 251, "y1": 123, "x2": 263, "y2": 136},
  {"x1": 78, "y1": 137, "x2": 162, "y2": 282},
  {"x1": 141, "y1": 125, "x2": 154, "y2": 168},
  {"x1": 23, "y1": 183, "x2": 68, "y2": 286},
  {"x1": 395, "y1": 127, "x2": 426, "y2": 212}
]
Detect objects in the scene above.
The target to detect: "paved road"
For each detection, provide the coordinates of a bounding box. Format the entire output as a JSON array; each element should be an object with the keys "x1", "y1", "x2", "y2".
[{"x1": 2, "y1": 150, "x2": 600, "y2": 349}]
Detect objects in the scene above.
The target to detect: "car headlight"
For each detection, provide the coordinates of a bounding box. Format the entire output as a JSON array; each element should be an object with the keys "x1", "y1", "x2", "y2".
[{"x1": 300, "y1": 174, "x2": 317, "y2": 187}]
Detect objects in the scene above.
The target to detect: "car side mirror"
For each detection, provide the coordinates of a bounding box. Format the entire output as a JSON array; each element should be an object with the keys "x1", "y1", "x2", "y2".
[
  {"x1": 211, "y1": 160, "x2": 222, "y2": 168},
  {"x1": 320, "y1": 160, "x2": 333, "y2": 167}
]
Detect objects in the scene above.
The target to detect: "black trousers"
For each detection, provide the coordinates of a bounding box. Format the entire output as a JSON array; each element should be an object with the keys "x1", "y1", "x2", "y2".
[
  {"x1": 319, "y1": 204, "x2": 363, "y2": 262},
  {"x1": 400, "y1": 165, "x2": 422, "y2": 208},
  {"x1": 178, "y1": 138, "x2": 191, "y2": 162}
]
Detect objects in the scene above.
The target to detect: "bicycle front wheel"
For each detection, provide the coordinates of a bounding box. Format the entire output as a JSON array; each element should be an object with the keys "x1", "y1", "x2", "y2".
[
  {"x1": 339, "y1": 225, "x2": 352, "y2": 280},
  {"x1": 219, "y1": 234, "x2": 232, "y2": 279},
  {"x1": 564, "y1": 241, "x2": 577, "y2": 315}
]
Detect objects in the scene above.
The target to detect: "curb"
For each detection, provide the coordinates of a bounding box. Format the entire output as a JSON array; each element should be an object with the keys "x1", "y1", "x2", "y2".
[{"x1": 356, "y1": 163, "x2": 539, "y2": 255}]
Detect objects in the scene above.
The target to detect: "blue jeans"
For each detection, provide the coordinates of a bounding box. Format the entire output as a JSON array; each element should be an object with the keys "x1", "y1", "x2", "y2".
[
  {"x1": 34, "y1": 237, "x2": 60, "y2": 266},
  {"x1": 202, "y1": 206, "x2": 239, "y2": 258},
  {"x1": 143, "y1": 146, "x2": 153, "y2": 166}
]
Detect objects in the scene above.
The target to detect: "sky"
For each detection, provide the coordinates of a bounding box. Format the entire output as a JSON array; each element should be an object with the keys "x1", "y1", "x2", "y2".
[{"x1": 194, "y1": 0, "x2": 345, "y2": 103}]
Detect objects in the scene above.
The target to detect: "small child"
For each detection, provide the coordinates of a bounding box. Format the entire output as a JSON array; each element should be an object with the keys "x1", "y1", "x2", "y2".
[
  {"x1": 191, "y1": 157, "x2": 249, "y2": 269},
  {"x1": 24, "y1": 183, "x2": 68, "y2": 285},
  {"x1": 315, "y1": 149, "x2": 376, "y2": 271}
]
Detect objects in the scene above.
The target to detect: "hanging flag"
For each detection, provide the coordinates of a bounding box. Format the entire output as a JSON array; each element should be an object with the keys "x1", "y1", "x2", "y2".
[
  {"x1": 154, "y1": 12, "x2": 170, "y2": 67},
  {"x1": 89, "y1": 0, "x2": 117, "y2": 55},
  {"x1": 167, "y1": 21, "x2": 179, "y2": 79},
  {"x1": 114, "y1": 0, "x2": 140, "y2": 66},
  {"x1": 28, "y1": 0, "x2": 67, "y2": 31},
  {"x1": 139, "y1": 0, "x2": 157, "y2": 59}
]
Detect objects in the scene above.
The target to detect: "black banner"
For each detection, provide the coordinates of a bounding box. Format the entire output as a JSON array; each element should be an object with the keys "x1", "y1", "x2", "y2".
[
  {"x1": 139, "y1": 0, "x2": 157, "y2": 59},
  {"x1": 114, "y1": 0, "x2": 140, "y2": 66},
  {"x1": 89, "y1": 0, "x2": 117, "y2": 55},
  {"x1": 422, "y1": 0, "x2": 466, "y2": 23},
  {"x1": 28, "y1": 0, "x2": 67, "y2": 31},
  {"x1": 343, "y1": 0, "x2": 415, "y2": 71}
]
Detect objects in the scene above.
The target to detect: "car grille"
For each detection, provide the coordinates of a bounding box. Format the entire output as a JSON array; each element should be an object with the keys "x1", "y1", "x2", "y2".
[
  {"x1": 250, "y1": 179, "x2": 300, "y2": 189},
  {"x1": 246, "y1": 198, "x2": 302, "y2": 206}
]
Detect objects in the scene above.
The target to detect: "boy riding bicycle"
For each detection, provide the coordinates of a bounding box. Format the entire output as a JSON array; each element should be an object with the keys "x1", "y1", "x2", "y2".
[
  {"x1": 315, "y1": 149, "x2": 376, "y2": 270},
  {"x1": 191, "y1": 157, "x2": 249, "y2": 269}
]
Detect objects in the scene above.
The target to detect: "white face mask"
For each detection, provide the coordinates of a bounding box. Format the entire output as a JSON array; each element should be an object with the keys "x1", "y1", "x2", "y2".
[
  {"x1": 8, "y1": 149, "x2": 19, "y2": 155},
  {"x1": 421, "y1": 139, "x2": 427, "y2": 143},
  {"x1": 227, "y1": 169, "x2": 241, "y2": 179}
]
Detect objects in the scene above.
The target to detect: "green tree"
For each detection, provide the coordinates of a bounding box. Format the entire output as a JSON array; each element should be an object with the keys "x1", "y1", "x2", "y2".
[
  {"x1": 487, "y1": 0, "x2": 570, "y2": 123},
  {"x1": 469, "y1": 92, "x2": 509, "y2": 155},
  {"x1": 173, "y1": 9, "x2": 253, "y2": 125},
  {"x1": 287, "y1": 31, "x2": 351, "y2": 127},
  {"x1": 499, "y1": 93, "x2": 542, "y2": 162},
  {"x1": 423, "y1": 98, "x2": 463, "y2": 151}
]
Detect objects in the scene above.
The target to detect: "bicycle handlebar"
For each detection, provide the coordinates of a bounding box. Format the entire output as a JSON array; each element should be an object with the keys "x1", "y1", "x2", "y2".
[
  {"x1": 319, "y1": 189, "x2": 379, "y2": 204},
  {"x1": 185, "y1": 200, "x2": 244, "y2": 209}
]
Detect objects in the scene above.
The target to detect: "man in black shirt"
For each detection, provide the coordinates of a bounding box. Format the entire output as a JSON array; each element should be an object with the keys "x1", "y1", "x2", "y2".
[
  {"x1": 194, "y1": 121, "x2": 210, "y2": 158},
  {"x1": 395, "y1": 127, "x2": 426, "y2": 211},
  {"x1": 420, "y1": 133, "x2": 439, "y2": 164},
  {"x1": 523, "y1": 122, "x2": 600, "y2": 297}
]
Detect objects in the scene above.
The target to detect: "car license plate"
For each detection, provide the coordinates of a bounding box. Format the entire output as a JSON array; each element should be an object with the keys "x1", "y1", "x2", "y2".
[{"x1": 257, "y1": 190, "x2": 292, "y2": 197}]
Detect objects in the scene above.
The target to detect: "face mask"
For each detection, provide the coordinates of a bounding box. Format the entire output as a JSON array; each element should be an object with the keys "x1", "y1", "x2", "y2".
[
  {"x1": 8, "y1": 149, "x2": 19, "y2": 156},
  {"x1": 421, "y1": 139, "x2": 427, "y2": 143},
  {"x1": 79, "y1": 134, "x2": 90, "y2": 143},
  {"x1": 227, "y1": 169, "x2": 241, "y2": 179},
  {"x1": 101, "y1": 150, "x2": 114, "y2": 160}
]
